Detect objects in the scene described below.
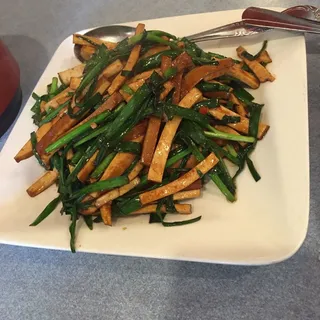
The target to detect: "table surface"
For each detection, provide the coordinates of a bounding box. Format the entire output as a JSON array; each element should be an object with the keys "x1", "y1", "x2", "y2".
[{"x1": 1, "y1": 1, "x2": 320, "y2": 319}]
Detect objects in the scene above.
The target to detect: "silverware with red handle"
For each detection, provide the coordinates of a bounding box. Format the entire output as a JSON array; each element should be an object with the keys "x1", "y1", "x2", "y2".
[
  {"x1": 242, "y1": 7, "x2": 320, "y2": 34},
  {"x1": 187, "y1": 5, "x2": 320, "y2": 43}
]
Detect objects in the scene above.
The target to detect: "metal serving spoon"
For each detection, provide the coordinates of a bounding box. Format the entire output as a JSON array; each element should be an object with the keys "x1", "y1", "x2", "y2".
[{"x1": 74, "y1": 5, "x2": 320, "y2": 62}]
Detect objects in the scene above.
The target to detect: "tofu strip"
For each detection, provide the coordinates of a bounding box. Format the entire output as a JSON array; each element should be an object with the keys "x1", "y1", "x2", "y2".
[
  {"x1": 141, "y1": 116, "x2": 162, "y2": 166},
  {"x1": 58, "y1": 64, "x2": 84, "y2": 86},
  {"x1": 208, "y1": 106, "x2": 269, "y2": 139},
  {"x1": 100, "y1": 203, "x2": 112, "y2": 225},
  {"x1": 141, "y1": 153, "x2": 218, "y2": 205},
  {"x1": 26, "y1": 170, "x2": 58, "y2": 197},
  {"x1": 95, "y1": 177, "x2": 141, "y2": 208},
  {"x1": 148, "y1": 88, "x2": 202, "y2": 183},
  {"x1": 131, "y1": 204, "x2": 192, "y2": 215},
  {"x1": 226, "y1": 65, "x2": 260, "y2": 89},
  {"x1": 107, "y1": 24, "x2": 145, "y2": 95},
  {"x1": 14, "y1": 103, "x2": 69, "y2": 162},
  {"x1": 173, "y1": 189, "x2": 201, "y2": 201},
  {"x1": 237, "y1": 46, "x2": 275, "y2": 83}
]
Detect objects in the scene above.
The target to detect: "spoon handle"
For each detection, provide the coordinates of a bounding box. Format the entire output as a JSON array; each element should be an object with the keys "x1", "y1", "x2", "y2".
[
  {"x1": 242, "y1": 7, "x2": 320, "y2": 34},
  {"x1": 186, "y1": 21, "x2": 266, "y2": 42}
]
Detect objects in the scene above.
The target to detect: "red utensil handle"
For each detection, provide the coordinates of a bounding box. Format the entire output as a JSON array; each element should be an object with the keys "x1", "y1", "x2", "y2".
[
  {"x1": 282, "y1": 5, "x2": 320, "y2": 21},
  {"x1": 242, "y1": 7, "x2": 320, "y2": 32}
]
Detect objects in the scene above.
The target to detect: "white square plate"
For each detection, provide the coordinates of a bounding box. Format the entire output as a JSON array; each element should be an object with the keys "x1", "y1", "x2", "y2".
[{"x1": 0, "y1": 9, "x2": 309, "y2": 265}]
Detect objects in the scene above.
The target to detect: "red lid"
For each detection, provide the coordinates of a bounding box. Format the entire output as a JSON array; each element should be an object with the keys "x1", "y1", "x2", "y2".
[{"x1": 0, "y1": 40, "x2": 20, "y2": 117}]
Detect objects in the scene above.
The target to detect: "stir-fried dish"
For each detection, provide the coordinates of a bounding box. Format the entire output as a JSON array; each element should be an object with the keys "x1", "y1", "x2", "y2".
[{"x1": 14, "y1": 23, "x2": 274, "y2": 252}]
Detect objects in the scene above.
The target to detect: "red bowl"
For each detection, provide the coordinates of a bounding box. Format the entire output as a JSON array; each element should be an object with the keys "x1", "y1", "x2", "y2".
[{"x1": 0, "y1": 40, "x2": 21, "y2": 137}]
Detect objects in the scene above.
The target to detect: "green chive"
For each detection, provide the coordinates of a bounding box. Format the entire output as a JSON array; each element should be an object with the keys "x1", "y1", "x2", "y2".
[
  {"x1": 248, "y1": 103, "x2": 263, "y2": 138},
  {"x1": 220, "y1": 115, "x2": 241, "y2": 124},
  {"x1": 69, "y1": 206, "x2": 77, "y2": 253},
  {"x1": 76, "y1": 35, "x2": 99, "y2": 47},
  {"x1": 121, "y1": 84, "x2": 135, "y2": 95},
  {"x1": 121, "y1": 70, "x2": 133, "y2": 78},
  {"x1": 45, "y1": 111, "x2": 111, "y2": 153},
  {"x1": 193, "y1": 99, "x2": 218, "y2": 110},
  {"x1": 246, "y1": 156, "x2": 261, "y2": 182},
  {"x1": 162, "y1": 215, "x2": 202, "y2": 227},
  {"x1": 197, "y1": 81, "x2": 232, "y2": 93},
  {"x1": 165, "y1": 147, "x2": 192, "y2": 168},
  {"x1": 145, "y1": 33, "x2": 180, "y2": 50},
  {"x1": 30, "y1": 132, "x2": 47, "y2": 169},
  {"x1": 83, "y1": 215, "x2": 93, "y2": 230},
  {"x1": 90, "y1": 152, "x2": 116, "y2": 180},
  {"x1": 226, "y1": 144, "x2": 238, "y2": 157},
  {"x1": 205, "y1": 127, "x2": 255, "y2": 144},
  {"x1": 38, "y1": 100, "x2": 69, "y2": 126},
  {"x1": 70, "y1": 176, "x2": 129, "y2": 199},
  {"x1": 49, "y1": 77, "x2": 58, "y2": 98},
  {"x1": 163, "y1": 67, "x2": 177, "y2": 80},
  {"x1": 30, "y1": 196, "x2": 61, "y2": 226}
]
